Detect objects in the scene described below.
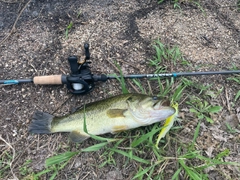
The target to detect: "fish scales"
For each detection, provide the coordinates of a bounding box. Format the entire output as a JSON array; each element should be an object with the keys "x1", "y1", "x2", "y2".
[
  {"x1": 29, "y1": 93, "x2": 175, "y2": 143},
  {"x1": 51, "y1": 94, "x2": 135, "y2": 133}
]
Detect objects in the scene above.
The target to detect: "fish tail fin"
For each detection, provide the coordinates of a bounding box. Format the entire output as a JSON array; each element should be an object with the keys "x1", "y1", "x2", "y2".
[{"x1": 28, "y1": 111, "x2": 54, "y2": 134}]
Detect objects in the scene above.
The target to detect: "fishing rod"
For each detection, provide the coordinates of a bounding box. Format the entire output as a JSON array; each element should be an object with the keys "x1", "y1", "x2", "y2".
[{"x1": 1, "y1": 43, "x2": 240, "y2": 95}]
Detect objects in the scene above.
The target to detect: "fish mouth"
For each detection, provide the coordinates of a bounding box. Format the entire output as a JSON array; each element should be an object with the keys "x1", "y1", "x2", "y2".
[
  {"x1": 153, "y1": 100, "x2": 171, "y2": 110},
  {"x1": 128, "y1": 98, "x2": 176, "y2": 125},
  {"x1": 162, "y1": 106, "x2": 176, "y2": 113},
  {"x1": 131, "y1": 105, "x2": 175, "y2": 125}
]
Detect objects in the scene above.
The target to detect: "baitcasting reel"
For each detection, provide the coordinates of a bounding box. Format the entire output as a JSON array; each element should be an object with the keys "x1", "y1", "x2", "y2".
[{"x1": 63, "y1": 43, "x2": 108, "y2": 94}]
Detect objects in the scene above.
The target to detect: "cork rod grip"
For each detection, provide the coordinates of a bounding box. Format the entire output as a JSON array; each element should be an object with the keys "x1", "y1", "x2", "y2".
[{"x1": 33, "y1": 75, "x2": 63, "y2": 85}]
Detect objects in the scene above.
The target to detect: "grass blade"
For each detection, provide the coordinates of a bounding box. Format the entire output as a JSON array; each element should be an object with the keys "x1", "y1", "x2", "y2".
[
  {"x1": 114, "y1": 62, "x2": 129, "y2": 94},
  {"x1": 172, "y1": 84, "x2": 186, "y2": 101},
  {"x1": 49, "y1": 170, "x2": 58, "y2": 180},
  {"x1": 131, "y1": 126, "x2": 161, "y2": 148},
  {"x1": 132, "y1": 79, "x2": 146, "y2": 94},
  {"x1": 179, "y1": 159, "x2": 202, "y2": 180},
  {"x1": 234, "y1": 90, "x2": 240, "y2": 101},
  {"x1": 207, "y1": 106, "x2": 222, "y2": 113},
  {"x1": 34, "y1": 169, "x2": 52, "y2": 178},
  {"x1": 82, "y1": 142, "x2": 109, "y2": 152},
  {"x1": 46, "y1": 151, "x2": 79, "y2": 167},
  {"x1": 110, "y1": 148, "x2": 150, "y2": 164},
  {"x1": 132, "y1": 166, "x2": 152, "y2": 180},
  {"x1": 172, "y1": 167, "x2": 182, "y2": 180}
]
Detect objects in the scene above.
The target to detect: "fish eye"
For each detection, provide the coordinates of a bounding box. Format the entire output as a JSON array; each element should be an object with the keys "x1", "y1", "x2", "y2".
[
  {"x1": 152, "y1": 96, "x2": 158, "y2": 100},
  {"x1": 127, "y1": 97, "x2": 133, "y2": 102}
]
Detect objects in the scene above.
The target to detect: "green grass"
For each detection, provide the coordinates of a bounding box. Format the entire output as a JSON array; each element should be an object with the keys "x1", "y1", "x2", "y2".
[
  {"x1": 65, "y1": 10, "x2": 82, "y2": 39},
  {"x1": 114, "y1": 61, "x2": 129, "y2": 94},
  {"x1": 225, "y1": 122, "x2": 240, "y2": 134},
  {"x1": 19, "y1": 160, "x2": 32, "y2": 176},
  {"x1": 26, "y1": 40, "x2": 240, "y2": 179},
  {"x1": 0, "y1": 136, "x2": 16, "y2": 179},
  {"x1": 227, "y1": 75, "x2": 240, "y2": 101},
  {"x1": 238, "y1": 0, "x2": 240, "y2": 11},
  {"x1": 0, "y1": 152, "x2": 12, "y2": 178},
  {"x1": 158, "y1": 0, "x2": 204, "y2": 13},
  {"x1": 65, "y1": 22, "x2": 73, "y2": 39},
  {"x1": 186, "y1": 96, "x2": 222, "y2": 123},
  {"x1": 149, "y1": 39, "x2": 187, "y2": 73}
]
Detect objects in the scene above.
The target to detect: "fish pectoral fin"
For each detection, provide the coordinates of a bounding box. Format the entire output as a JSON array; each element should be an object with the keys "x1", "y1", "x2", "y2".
[
  {"x1": 69, "y1": 130, "x2": 89, "y2": 143},
  {"x1": 111, "y1": 125, "x2": 128, "y2": 134},
  {"x1": 106, "y1": 109, "x2": 127, "y2": 118}
]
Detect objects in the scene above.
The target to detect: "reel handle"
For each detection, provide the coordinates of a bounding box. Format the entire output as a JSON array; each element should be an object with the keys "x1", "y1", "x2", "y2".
[{"x1": 33, "y1": 75, "x2": 66, "y2": 85}]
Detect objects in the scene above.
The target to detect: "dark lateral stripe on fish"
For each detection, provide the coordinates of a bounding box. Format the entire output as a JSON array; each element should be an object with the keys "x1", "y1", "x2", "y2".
[{"x1": 28, "y1": 111, "x2": 53, "y2": 134}]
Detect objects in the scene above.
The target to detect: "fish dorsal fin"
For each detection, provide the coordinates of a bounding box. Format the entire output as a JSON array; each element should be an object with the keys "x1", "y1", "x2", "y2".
[
  {"x1": 69, "y1": 130, "x2": 89, "y2": 143},
  {"x1": 106, "y1": 109, "x2": 126, "y2": 118}
]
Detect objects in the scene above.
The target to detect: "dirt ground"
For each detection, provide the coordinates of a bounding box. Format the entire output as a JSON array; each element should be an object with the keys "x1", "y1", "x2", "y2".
[{"x1": 0, "y1": 0, "x2": 240, "y2": 179}]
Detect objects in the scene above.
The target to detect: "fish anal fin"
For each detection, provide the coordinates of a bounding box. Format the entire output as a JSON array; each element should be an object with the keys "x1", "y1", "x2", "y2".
[
  {"x1": 106, "y1": 109, "x2": 127, "y2": 118},
  {"x1": 69, "y1": 130, "x2": 89, "y2": 143},
  {"x1": 112, "y1": 125, "x2": 128, "y2": 134}
]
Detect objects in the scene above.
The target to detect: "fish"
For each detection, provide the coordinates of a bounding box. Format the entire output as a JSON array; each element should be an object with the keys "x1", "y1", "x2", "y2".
[
  {"x1": 155, "y1": 101, "x2": 178, "y2": 148},
  {"x1": 28, "y1": 93, "x2": 175, "y2": 143}
]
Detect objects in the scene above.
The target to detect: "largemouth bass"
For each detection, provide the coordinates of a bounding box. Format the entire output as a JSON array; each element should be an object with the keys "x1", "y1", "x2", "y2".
[{"x1": 29, "y1": 93, "x2": 175, "y2": 143}]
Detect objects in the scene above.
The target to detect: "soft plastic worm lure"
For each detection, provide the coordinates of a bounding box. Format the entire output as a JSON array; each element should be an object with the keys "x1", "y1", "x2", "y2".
[{"x1": 155, "y1": 101, "x2": 178, "y2": 148}]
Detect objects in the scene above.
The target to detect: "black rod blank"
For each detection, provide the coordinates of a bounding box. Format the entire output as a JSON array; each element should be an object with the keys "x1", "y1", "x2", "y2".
[
  {"x1": 1, "y1": 70, "x2": 240, "y2": 85},
  {"x1": 107, "y1": 70, "x2": 240, "y2": 79}
]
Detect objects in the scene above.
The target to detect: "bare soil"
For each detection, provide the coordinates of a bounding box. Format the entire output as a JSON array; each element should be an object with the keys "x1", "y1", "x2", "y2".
[{"x1": 0, "y1": 0, "x2": 240, "y2": 179}]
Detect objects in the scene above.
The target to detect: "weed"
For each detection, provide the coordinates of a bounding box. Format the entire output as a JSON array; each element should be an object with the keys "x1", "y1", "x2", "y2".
[
  {"x1": 171, "y1": 83, "x2": 186, "y2": 101},
  {"x1": 173, "y1": 0, "x2": 181, "y2": 9},
  {"x1": 0, "y1": 152, "x2": 12, "y2": 178},
  {"x1": 158, "y1": 0, "x2": 180, "y2": 9},
  {"x1": 225, "y1": 122, "x2": 240, "y2": 134},
  {"x1": 186, "y1": 96, "x2": 222, "y2": 123},
  {"x1": 156, "y1": 77, "x2": 175, "y2": 97},
  {"x1": 172, "y1": 121, "x2": 239, "y2": 180},
  {"x1": 158, "y1": 0, "x2": 164, "y2": 4},
  {"x1": 227, "y1": 75, "x2": 240, "y2": 101},
  {"x1": 98, "y1": 140, "x2": 124, "y2": 167},
  {"x1": 77, "y1": 10, "x2": 82, "y2": 18},
  {"x1": 19, "y1": 160, "x2": 32, "y2": 176},
  {"x1": 181, "y1": 77, "x2": 213, "y2": 95},
  {"x1": 31, "y1": 151, "x2": 78, "y2": 179},
  {"x1": 192, "y1": 1, "x2": 205, "y2": 14},
  {"x1": 132, "y1": 79, "x2": 146, "y2": 94},
  {"x1": 149, "y1": 39, "x2": 186, "y2": 73},
  {"x1": 158, "y1": 0, "x2": 204, "y2": 13},
  {"x1": 65, "y1": 22, "x2": 73, "y2": 39},
  {"x1": 0, "y1": 136, "x2": 16, "y2": 179},
  {"x1": 237, "y1": 0, "x2": 240, "y2": 11},
  {"x1": 205, "y1": 87, "x2": 223, "y2": 99},
  {"x1": 114, "y1": 62, "x2": 129, "y2": 94}
]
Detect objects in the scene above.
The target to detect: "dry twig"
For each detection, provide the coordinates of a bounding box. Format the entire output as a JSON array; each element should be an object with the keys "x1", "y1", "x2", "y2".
[{"x1": 0, "y1": 0, "x2": 32, "y2": 44}]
